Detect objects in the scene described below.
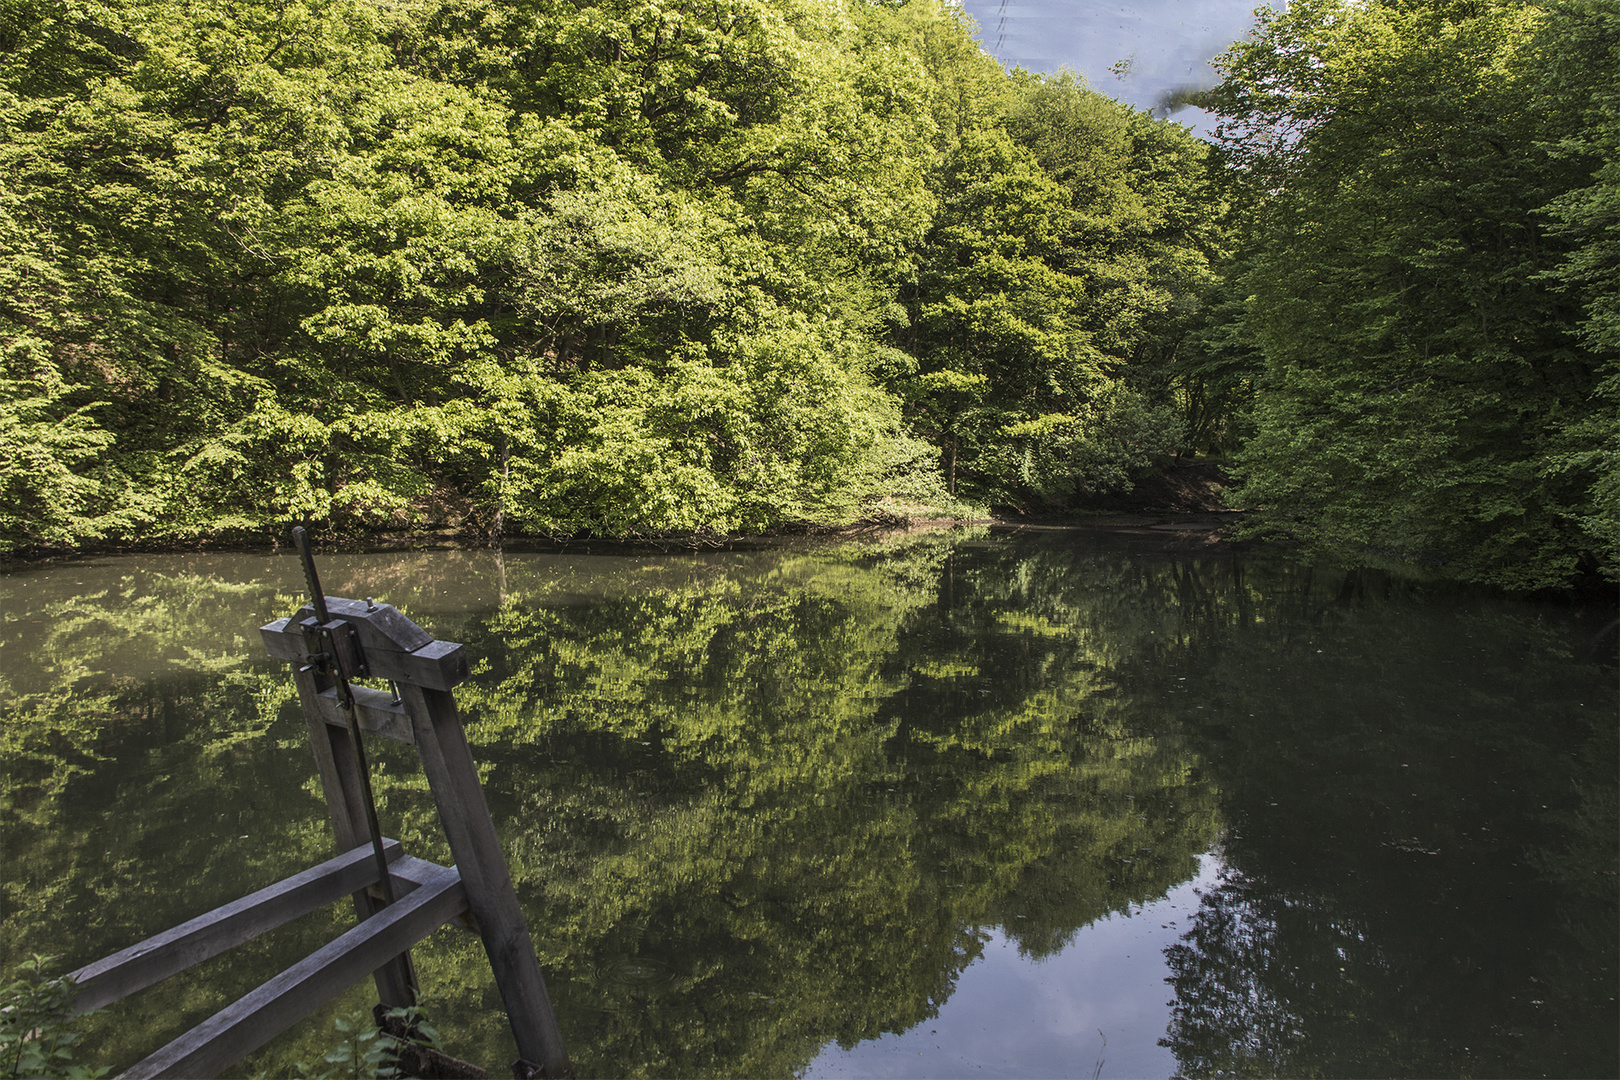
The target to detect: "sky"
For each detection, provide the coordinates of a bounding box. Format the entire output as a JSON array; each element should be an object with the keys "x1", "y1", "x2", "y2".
[{"x1": 955, "y1": 0, "x2": 1283, "y2": 137}]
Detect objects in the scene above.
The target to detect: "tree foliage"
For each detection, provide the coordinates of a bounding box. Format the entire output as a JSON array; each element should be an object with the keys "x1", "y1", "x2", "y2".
[
  {"x1": 1204, "y1": 0, "x2": 1619, "y2": 587},
  {"x1": 0, "y1": 0, "x2": 937, "y2": 547},
  {"x1": 0, "y1": 0, "x2": 1237, "y2": 551},
  {"x1": 4, "y1": 0, "x2": 1611, "y2": 587},
  {"x1": 889, "y1": 69, "x2": 1219, "y2": 504}
]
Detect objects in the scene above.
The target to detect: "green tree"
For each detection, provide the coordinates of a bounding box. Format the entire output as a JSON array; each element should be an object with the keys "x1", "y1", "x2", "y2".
[
  {"x1": 0, "y1": 0, "x2": 958, "y2": 550},
  {"x1": 1530, "y1": 0, "x2": 1620, "y2": 572},
  {"x1": 893, "y1": 70, "x2": 1216, "y2": 505},
  {"x1": 1207, "y1": 0, "x2": 1617, "y2": 587}
]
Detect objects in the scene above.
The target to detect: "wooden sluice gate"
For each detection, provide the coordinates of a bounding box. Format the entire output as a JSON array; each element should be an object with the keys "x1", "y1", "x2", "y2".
[{"x1": 66, "y1": 532, "x2": 571, "y2": 1079}]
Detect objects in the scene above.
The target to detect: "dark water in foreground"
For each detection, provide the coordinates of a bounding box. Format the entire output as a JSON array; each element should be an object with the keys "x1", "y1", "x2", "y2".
[{"x1": 2, "y1": 528, "x2": 1615, "y2": 1078}]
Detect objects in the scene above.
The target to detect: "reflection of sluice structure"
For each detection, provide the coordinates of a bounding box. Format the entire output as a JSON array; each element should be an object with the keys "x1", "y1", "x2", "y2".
[{"x1": 65, "y1": 544, "x2": 570, "y2": 1079}]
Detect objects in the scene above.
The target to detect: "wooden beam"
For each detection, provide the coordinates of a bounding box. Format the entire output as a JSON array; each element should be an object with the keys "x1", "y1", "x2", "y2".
[
  {"x1": 297, "y1": 596, "x2": 435, "y2": 654},
  {"x1": 400, "y1": 683, "x2": 572, "y2": 1078},
  {"x1": 390, "y1": 856, "x2": 480, "y2": 933},
  {"x1": 119, "y1": 865, "x2": 468, "y2": 1080},
  {"x1": 314, "y1": 685, "x2": 415, "y2": 745},
  {"x1": 69, "y1": 841, "x2": 402, "y2": 1014},
  {"x1": 260, "y1": 619, "x2": 469, "y2": 691},
  {"x1": 292, "y1": 666, "x2": 363, "y2": 856},
  {"x1": 290, "y1": 664, "x2": 418, "y2": 1007}
]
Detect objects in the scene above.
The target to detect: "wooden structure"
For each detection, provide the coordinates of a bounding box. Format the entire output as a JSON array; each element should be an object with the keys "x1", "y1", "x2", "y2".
[{"x1": 68, "y1": 595, "x2": 571, "y2": 1079}]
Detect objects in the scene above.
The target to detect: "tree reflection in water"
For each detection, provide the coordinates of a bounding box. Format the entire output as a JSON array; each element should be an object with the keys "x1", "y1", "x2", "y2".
[
  {"x1": 1158, "y1": 566, "x2": 1618, "y2": 1079},
  {"x1": 1, "y1": 533, "x2": 1612, "y2": 1077}
]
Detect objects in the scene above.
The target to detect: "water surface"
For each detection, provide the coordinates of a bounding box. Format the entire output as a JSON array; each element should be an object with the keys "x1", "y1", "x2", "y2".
[{"x1": 2, "y1": 528, "x2": 1614, "y2": 1077}]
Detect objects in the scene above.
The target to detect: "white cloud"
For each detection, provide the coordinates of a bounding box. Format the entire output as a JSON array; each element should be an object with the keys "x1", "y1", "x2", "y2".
[{"x1": 958, "y1": 1, "x2": 1283, "y2": 135}]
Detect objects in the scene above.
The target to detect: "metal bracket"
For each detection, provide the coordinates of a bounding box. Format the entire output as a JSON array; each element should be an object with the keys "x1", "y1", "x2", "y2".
[{"x1": 299, "y1": 616, "x2": 369, "y2": 681}]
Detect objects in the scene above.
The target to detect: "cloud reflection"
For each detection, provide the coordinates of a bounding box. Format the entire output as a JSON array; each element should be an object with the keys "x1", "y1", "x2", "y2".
[{"x1": 806, "y1": 857, "x2": 1222, "y2": 1079}]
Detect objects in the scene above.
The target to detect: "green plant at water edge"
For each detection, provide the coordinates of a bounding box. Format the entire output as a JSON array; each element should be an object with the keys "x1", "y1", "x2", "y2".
[
  {"x1": 272, "y1": 1005, "x2": 442, "y2": 1080},
  {"x1": 0, "y1": 956, "x2": 107, "y2": 1080}
]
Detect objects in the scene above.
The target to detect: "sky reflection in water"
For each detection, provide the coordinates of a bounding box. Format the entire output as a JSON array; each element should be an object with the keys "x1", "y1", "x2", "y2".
[
  {"x1": 808, "y1": 856, "x2": 1220, "y2": 1079},
  {"x1": 2, "y1": 531, "x2": 1614, "y2": 1077}
]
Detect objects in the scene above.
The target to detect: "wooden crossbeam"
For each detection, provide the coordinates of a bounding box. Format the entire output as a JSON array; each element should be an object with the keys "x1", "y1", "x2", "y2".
[
  {"x1": 387, "y1": 854, "x2": 453, "y2": 891},
  {"x1": 390, "y1": 855, "x2": 482, "y2": 934},
  {"x1": 119, "y1": 864, "x2": 468, "y2": 1080},
  {"x1": 315, "y1": 684, "x2": 417, "y2": 744},
  {"x1": 260, "y1": 612, "x2": 468, "y2": 691},
  {"x1": 70, "y1": 841, "x2": 403, "y2": 1014}
]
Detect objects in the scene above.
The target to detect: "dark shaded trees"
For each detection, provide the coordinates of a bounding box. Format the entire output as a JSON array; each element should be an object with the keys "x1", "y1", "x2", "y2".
[{"x1": 1205, "y1": 0, "x2": 1618, "y2": 587}]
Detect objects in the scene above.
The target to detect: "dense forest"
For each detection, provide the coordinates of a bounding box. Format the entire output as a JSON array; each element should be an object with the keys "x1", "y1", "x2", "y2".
[{"x1": 1, "y1": 0, "x2": 1615, "y2": 588}]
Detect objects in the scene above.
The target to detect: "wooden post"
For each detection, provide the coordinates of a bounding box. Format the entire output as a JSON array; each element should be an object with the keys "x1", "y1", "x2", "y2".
[
  {"x1": 398, "y1": 683, "x2": 570, "y2": 1078},
  {"x1": 261, "y1": 598, "x2": 572, "y2": 1078},
  {"x1": 289, "y1": 657, "x2": 418, "y2": 1007}
]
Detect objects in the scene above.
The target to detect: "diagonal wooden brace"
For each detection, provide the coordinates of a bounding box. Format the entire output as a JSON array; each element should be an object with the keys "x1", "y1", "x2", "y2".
[
  {"x1": 70, "y1": 841, "x2": 404, "y2": 1014},
  {"x1": 118, "y1": 864, "x2": 468, "y2": 1080}
]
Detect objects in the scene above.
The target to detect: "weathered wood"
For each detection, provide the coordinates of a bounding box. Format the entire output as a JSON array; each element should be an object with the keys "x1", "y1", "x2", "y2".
[
  {"x1": 399, "y1": 682, "x2": 572, "y2": 1079},
  {"x1": 258, "y1": 590, "x2": 564, "y2": 1074},
  {"x1": 291, "y1": 659, "x2": 418, "y2": 1006},
  {"x1": 387, "y1": 854, "x2": 451, "y2": 889},
  {"x1": 68, "y1": 841, "x2": 403, "y2": 1014},
  {"x1": 315, "y1": 684, "x2": 415, "y2": 745},
  {"x1": 330, "y1": 719, "x2": 418, "y2": 1005},
  {"x1": 119, "y1": 865, "x2": 468, "y2": 1080},
  {"x1": 300, "y1": 596, "x2": 434, "y2": 653},
  {"x1": 387, "y1": 855, "x2": 478, "y2": 933},
  {"x1": 294, "y1": 664, "x2": 362, "y2": 853},
  {"x1": 261, "y1": 616, "x2": 469, "y2": 691}
]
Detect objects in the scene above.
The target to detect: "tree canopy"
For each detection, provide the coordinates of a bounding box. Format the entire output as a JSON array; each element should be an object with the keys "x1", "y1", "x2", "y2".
[
  {"x1": 2, "y1": 0, "x2": 1614, "y2": 587},
  {"x1": 1202, "y1": 0, "x2": 1618, "y2": 589},
  {"x1": 0, "y1": 0, "x2": 1208, "y2": 550}
]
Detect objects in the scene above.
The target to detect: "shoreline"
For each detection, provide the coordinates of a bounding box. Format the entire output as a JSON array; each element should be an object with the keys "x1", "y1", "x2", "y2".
[
  {"x1": 1, "y1": 461, "x2": 1252, "y2": 564},
  {"x1": 0, "y1": 506, "x2": 1256, "y2": 565}
]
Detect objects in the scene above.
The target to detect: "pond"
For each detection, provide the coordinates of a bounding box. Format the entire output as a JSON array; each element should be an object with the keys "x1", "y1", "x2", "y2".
[{"x1": 2, "y1": 527, "x2": 1615, "y2": 1078}]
